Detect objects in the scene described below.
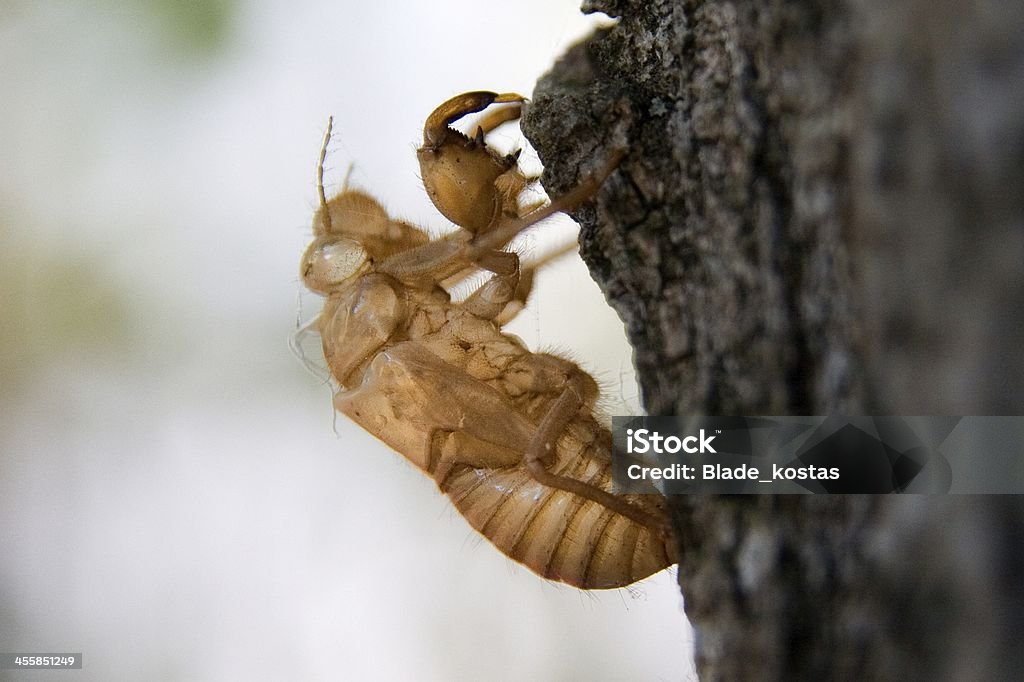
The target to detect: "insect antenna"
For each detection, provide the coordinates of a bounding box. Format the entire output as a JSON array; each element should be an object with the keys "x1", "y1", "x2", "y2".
[{"x1": 317, "y1": 116, "x2": 334, "y2": 232}]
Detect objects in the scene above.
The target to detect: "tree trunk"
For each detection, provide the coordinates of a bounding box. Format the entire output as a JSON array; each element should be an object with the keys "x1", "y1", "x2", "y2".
[{"x1": 521, "y1": 1, "x2": 1024, "y2": 679}]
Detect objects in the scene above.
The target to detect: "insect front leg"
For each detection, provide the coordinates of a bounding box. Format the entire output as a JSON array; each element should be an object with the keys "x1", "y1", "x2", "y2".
[
  {"x1": 380, "y1": 150, "x2": 625, "y2": 289},
  {"x1": 421, "y1": 91, "x2": 525, "y2": 149},
  {"x1": 468, "y1": 148, "x2": 626, "y2": 259},
  {"x1": 458, "y1": 97, "x2": 542, "y2": 223}
]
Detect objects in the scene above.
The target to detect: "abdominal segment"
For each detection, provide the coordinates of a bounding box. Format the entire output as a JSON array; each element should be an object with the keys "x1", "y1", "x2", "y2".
[{"x1": 441, "y1": 442, "x2": 672, "y2": 589}]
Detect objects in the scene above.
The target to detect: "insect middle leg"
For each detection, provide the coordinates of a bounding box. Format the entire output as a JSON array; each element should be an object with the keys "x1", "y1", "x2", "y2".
[{"x1": 461, "y1": 238, "x2": 579, "y2": 324}]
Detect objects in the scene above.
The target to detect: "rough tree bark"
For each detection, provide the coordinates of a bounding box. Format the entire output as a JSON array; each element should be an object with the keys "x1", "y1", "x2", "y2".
[{"x1": 521, "y1": 1, "x2": 1024, "y2": 679}]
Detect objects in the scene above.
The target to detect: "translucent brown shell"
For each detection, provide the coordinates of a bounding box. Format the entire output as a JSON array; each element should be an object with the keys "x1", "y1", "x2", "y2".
[{"x1": 298, "y1": 92, "x2": 675, "y2": 588}]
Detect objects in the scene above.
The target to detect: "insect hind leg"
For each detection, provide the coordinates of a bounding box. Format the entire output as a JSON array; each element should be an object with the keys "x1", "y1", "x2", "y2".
[{"x1": 518, "y1": 364, "x2": 671, "y2": 539}]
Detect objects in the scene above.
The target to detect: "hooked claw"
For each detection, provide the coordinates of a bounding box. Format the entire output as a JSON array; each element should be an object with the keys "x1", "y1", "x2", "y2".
[{"x1": 422, "y1": 91, "x2": 526, "y2": 148}]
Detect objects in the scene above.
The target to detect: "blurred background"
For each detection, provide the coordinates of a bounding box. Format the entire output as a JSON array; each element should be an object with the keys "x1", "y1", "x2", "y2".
[{"x1": 0, "y1": 1, "x2": 693, "y2": 680}]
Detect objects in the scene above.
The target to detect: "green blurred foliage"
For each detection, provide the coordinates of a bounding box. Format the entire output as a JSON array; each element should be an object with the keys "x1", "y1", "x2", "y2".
[
  {"x1": 134, "y1": 0, "x2": 236, "y2": 56},
  {"x1": 0, "y1": 221, "x2": 134, "y2": 398},
  {"x1": 0, "y1": 0, "x2": 240, "y2": 402}
]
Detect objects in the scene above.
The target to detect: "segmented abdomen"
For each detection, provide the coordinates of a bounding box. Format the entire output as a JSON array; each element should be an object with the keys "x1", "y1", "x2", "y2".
[
  {"x1": 437, "y1": 419, "x2": 672, "y2": 589},
  {"x1": 328, "y1": 293, "x2": 674, "y2": 589}
]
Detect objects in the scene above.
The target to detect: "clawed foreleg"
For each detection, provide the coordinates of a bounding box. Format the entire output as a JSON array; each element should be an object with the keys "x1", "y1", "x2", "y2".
[
  {"x1": 379, "y1": 149, "x2": 624, "y2": 289},
  {"x1": 422, "y1": 91, "x2": 525, "y2": 149}
]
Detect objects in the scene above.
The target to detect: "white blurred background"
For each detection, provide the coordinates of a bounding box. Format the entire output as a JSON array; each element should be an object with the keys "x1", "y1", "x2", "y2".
[{"x1": 0, "y1": 1, "x2": 693, "y2": 680}]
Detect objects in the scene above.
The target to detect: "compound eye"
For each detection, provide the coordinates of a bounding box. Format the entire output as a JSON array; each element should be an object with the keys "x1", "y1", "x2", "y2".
[{"x1": 301, "y1": 237, "x2": 368, "y2": 293}]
